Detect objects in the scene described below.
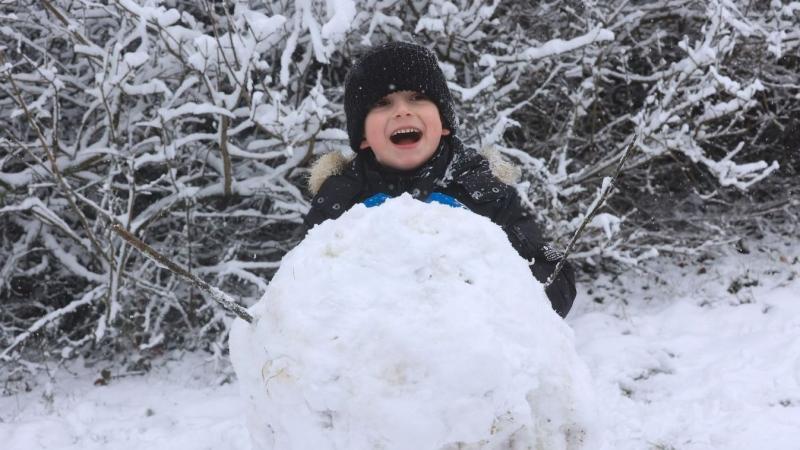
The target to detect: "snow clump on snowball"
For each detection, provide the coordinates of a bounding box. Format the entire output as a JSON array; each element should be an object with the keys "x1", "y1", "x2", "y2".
[{"x1": 230, "y1": 194, "x2": 600, "y2": 450}]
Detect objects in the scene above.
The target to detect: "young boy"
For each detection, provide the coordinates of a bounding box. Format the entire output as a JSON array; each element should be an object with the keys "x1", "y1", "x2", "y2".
[{"x1": 304, "y1": 42, "x2": 576, "y2": 317}]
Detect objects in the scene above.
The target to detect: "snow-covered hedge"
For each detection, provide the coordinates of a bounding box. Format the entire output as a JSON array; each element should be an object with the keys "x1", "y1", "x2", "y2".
[{"x1": 1, "y1": 0, "x2": 798, "y2": 370}]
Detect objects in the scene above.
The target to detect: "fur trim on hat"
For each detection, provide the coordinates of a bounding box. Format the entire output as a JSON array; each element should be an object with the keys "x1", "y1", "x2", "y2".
[{"x1": 307, "y1": 148, "x2": 519, "y2": 195}]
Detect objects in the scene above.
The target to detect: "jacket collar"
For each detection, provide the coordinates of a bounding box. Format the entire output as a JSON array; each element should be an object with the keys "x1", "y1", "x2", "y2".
[
  {"x1": 307, "y1": 136, "x2": 519, "y2": 195},
  {"x1": 358, "y1": 141, "x2": 452, "y2": 199}
]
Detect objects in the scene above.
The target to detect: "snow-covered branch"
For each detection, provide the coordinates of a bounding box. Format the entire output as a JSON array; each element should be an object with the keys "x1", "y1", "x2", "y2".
[{"x1": 1, "y1": 0, "x2": 796, "y2": 369}]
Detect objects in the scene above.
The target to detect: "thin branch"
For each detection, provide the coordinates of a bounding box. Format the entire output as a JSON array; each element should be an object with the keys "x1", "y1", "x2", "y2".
[
  {"x1": 544, "y1": 135, "x2": 639, "y2": 288},
  {"x1": 220, "y1": 115, "x2": 233, "y2": 197},
  {"x1": 110, "y1": 223, "x2": 254, "y2": 323}
]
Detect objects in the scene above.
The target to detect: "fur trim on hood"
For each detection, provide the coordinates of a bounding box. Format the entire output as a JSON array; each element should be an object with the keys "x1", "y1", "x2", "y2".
[
  {"x1": 308, "y1": 151, "x2": 351, "y2": 195},
  {"x1": 307, "y1": 146, "x2": 520, "y2": 195}
]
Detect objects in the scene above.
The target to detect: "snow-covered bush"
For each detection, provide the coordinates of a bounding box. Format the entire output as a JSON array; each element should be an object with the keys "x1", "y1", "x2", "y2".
[
  {"x1": 1, "y1": 0, "x2": 798, "y2": 371},
  {"x1": 487, "y1": 0, "x2": 798, "y2": 265},
  {"x1": 230, "y1": 196, "x2": 599, "y2": 449}
]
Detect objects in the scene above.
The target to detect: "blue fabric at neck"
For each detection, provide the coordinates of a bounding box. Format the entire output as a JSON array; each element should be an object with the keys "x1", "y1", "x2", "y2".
[{"x1": 363, "y1": 192, "x2": 466, "y2": 209}]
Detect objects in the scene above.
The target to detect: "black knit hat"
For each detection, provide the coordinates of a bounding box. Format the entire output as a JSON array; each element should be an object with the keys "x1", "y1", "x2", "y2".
[{"x1": 344, "y1": 41, "x2": 458, "y2": 151}]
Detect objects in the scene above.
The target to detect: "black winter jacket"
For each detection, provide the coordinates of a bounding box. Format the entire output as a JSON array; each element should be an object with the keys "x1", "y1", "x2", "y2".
[{"x1": 304, "y1": 137, "x2": 576, "y2": 317}]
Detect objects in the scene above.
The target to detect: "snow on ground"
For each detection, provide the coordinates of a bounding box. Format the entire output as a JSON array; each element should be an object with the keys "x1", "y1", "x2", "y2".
[
  {"x1": 572, "y1": 237, "x2": 800, "y2": 450},
  {"x1": 1, "y1": 232, "x2": 799, "y2": 450},
  {"x1": 0, "y1": 355, "x2": 250, "y2": 450}
]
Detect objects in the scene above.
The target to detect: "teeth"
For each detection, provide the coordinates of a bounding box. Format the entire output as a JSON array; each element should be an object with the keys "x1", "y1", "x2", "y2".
[{"x1": 391, "y1": 128, "x2": 421, "y2": 137}]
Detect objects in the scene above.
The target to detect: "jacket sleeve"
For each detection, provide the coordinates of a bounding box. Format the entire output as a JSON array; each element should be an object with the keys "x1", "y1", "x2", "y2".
[
  {"x1": 450, "y1": 159, "x2": 577, "y2": 318},
  {"x1": 505, "y1": 218, "x2": 576, "y2": 318}
]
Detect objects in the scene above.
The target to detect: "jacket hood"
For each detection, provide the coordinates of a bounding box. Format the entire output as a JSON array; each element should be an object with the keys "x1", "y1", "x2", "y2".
[{"x1": 307, "y1": 145, "x2": 520, "y2": 195}]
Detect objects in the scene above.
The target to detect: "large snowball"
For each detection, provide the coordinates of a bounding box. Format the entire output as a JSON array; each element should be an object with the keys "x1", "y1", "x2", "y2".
[{"x1": 230, "y1": 195, "x2": 599, "y2": 450}]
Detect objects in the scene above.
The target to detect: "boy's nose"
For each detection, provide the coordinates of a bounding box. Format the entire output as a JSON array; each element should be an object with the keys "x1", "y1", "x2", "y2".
[
  {"x1": 393, "y1": 102, "x2": 412, "y2": 117},
  {"x1": 394, "y1": 98, "x2": 411, "y2": 117}
]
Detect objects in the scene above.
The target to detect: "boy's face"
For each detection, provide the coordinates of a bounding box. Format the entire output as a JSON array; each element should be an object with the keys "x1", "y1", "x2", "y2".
[{"x1": 360, "y1": 90, "x2": 450, "y2": 170}]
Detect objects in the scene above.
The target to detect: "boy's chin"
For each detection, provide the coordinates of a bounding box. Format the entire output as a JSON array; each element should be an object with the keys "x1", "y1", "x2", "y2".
[{"x1": 376, "y1": 153, "x2": 429, "y2": 171}]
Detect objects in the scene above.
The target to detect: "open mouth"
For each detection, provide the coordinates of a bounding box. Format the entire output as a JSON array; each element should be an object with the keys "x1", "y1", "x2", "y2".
[{"x1": 389, "y1": 128, "x2": 422, "y2": 145}]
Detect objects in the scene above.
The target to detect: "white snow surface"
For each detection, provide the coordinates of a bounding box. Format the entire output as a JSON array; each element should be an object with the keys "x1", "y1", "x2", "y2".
[
  {"x1": 2, "y1": 215, "x2": 800, "y2": 450},
  {"x1": 0, "y1": 355, "x2": 249, "y2": 450},
  {"x1": 229, "y1": 195, "x2": 598, "y2": 449}
]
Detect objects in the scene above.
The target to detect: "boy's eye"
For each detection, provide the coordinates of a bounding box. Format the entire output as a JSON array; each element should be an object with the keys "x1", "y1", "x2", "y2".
[
  {"x1": 373, "y1": 98, "x2": 391, "y2": 107},
  {"x1": 411, "y1": 93, "x2": 429, "y2": 102}
]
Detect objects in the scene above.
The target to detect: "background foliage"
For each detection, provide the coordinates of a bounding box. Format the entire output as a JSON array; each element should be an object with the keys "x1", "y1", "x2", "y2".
[{"x1": 1, "y1": 0, "x2": 798, "y2": 377}]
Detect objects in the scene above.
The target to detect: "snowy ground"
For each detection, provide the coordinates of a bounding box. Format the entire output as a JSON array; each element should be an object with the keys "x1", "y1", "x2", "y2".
[
  {"x1": 2, "y1": 237, "x2": 798, "y2": 450},
  {"x1": 0, "y1": 355, "x2": 249, "y2": 450},
  {"x1": 572, "y1": 237, "x2": 800, "y2": 450}
]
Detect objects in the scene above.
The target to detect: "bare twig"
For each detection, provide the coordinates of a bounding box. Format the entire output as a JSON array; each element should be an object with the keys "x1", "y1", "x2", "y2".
[
  {"x1": 110, "y1": 223, "x2": 254, "y2": 323},
  {"x1": 220, "y1": 115, "x2": 233, "y2": 197},
  {"x1": 544, "y1": 135, "x2": 639, "y2": 288}
]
